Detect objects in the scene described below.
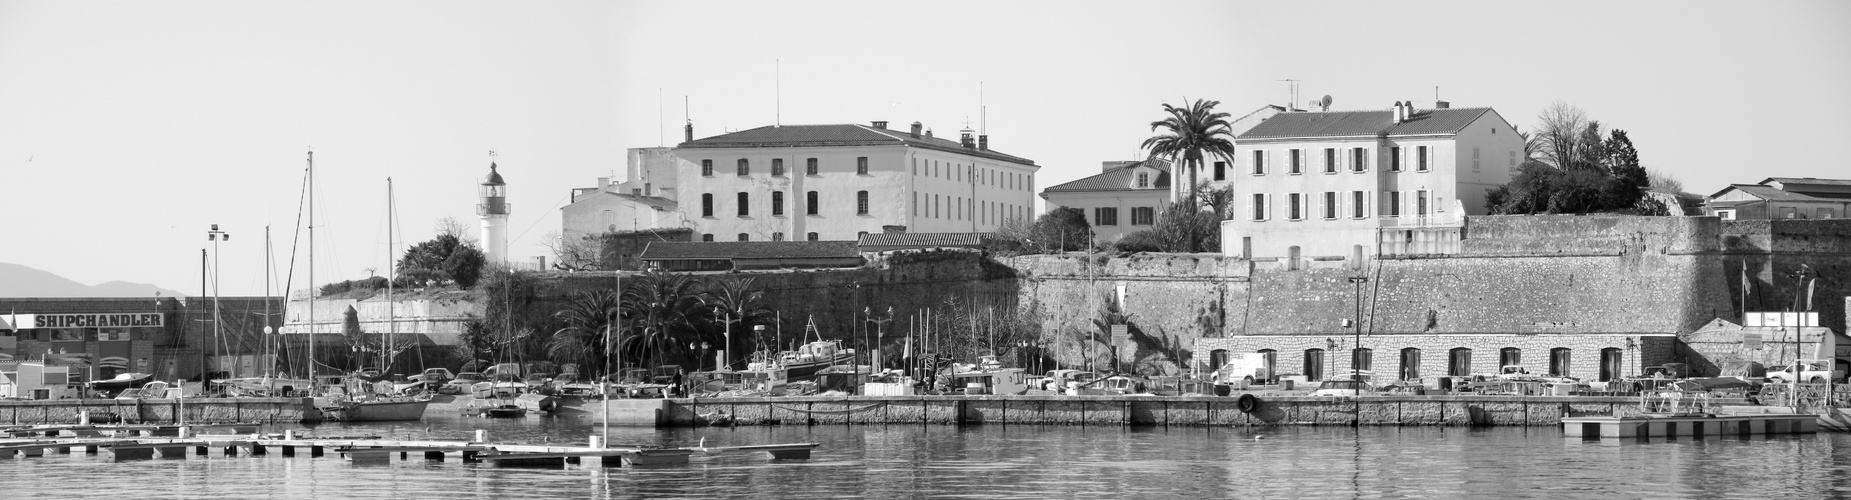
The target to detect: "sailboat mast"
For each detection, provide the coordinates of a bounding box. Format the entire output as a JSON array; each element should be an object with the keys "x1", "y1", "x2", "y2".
[
  {"x1": 264, "y1": 225, "x2": 272, "y2": 376},
  {"x1": 308, "y1": 149, "x2": 316, "y2": 386},
  {"x1": 385, "y1": 178, "x2": 395, "y2": 376}
]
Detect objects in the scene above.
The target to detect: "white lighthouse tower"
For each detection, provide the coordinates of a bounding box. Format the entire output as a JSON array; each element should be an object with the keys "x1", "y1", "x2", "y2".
[{"x1": 478, "y1": 158, "x2": 509, "y2": 264}]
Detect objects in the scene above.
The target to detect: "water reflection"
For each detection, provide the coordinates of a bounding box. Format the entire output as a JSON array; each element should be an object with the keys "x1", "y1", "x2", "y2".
[{"x1": 3, "y1": 416, "x2": 1851, "y2": 498}]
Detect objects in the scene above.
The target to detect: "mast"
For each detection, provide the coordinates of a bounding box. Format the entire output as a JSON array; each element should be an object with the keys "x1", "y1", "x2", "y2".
[
  {"x1": 308, "y1": 149, "x2": 317, "y2": 386},
  {"x1": 385, "y1": 177, "x2": 395, "y2": 376},
  {"x1": 264, "y1": 225, "x2": 272, "y2": 377}
]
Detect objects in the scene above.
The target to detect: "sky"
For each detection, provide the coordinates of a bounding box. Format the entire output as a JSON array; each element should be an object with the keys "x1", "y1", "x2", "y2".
[{"x1": 4, "y1": 1, "x2": 1848, "y2": 296}]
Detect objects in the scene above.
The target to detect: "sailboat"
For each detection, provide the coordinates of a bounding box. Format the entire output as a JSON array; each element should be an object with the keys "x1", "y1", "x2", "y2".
[{"x1": 318, "y1": 176, "x2": 430, "y2": 422}]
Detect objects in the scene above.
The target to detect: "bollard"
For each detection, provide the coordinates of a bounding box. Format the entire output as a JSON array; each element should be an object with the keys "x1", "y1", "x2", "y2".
[
  {"x1": 284, "y1": 429, "x2": 295, "y2": 441},
  {"x1": 589, "y1": 435, "x2": 603, "y2": 449},
  {"x1": 474, "y1": 430, "x2": 488, "y2": 443}
]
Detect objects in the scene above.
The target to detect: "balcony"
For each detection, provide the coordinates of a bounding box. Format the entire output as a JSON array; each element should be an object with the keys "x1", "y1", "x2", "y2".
[{"x1": 1376, "y1": 211, "x2": 1460, "y2": 228}]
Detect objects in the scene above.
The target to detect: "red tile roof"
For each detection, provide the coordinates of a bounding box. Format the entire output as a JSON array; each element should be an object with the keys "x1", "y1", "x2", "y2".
[
  {"x1": 1238, "y1": 108, "x2": 1494, "y2": 140},
  {"x1": 856, "y1": 232, "x2": 990, "y2": 248},
  {"x1": 677, "y1": 124, "x2": 1036, "y2": 165},
  {"x1": 1041, "y1": 159, "x2": 1171, "y2": 193}
]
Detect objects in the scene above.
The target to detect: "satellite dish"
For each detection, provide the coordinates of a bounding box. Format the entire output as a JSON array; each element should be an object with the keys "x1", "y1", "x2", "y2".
[{"x1": 1319, "y1": 95, "x2": 1333, "y2": 111}]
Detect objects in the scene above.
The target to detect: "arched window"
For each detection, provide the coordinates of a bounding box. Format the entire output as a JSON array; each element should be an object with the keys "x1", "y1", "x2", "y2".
[
  {"x1": 1399, "y1": 348, "x2": 1422, "y2": 382},
  {"x1": 1351, "y1": 348, "x2": 1372, "y2": 380},
  {"x1": 806, "y1": 191, "x2": 820, "y2": 215},
  {"x1": 1599, "y1": 348, "x2": 1622, "y2": 382},
  {"x1": 736, "y1": 158, "x2": 750, "y2": 176},
  {"x1": 772, "y1": 232, "x2": 785, "y2": 241},
  {"x1": 1448, "y1": 347, "x2": 1472, "y2": 377},
  {"x1": 1499, "y1": 347, "x2": 1521, "y2": 369},
  {"x1": 1303, "y1": 349, "x2": 1325, "y2": 382},
  {"x1": 857, "y1": 191, "x2": 870, "y2": 215},
  {"x1": 1549, "y1": 348, "x2": 1572, "y2": 377},
  {"x1": 737, "y1": 233, "x2": 748, "y2": 241},
  {"x1": 1258, "y1": 349, "x2": 1277, "y2": 383},
  {"x1": 1208, "y1": 349, "x2": 1229, "y2": 374},
  {"x1": 806, "y1": 232, "x2": 819, "y2": 241}
]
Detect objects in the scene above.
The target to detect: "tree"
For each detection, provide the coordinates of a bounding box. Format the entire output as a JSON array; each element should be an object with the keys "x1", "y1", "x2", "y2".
[
  {"x1": 444, "y1": 245, "x2": 486, "y2": 288},
  {"x1": 543, "y1": 230, "x2": 602, "y2": 271},
  {"x1": 1534, "y1": 101, "x2": 1590, "y2": 170},
  {"x1": 1141, "y1": 99, "x2": 1237, "y2": 210},
  {"x1": 398, "y1": 231, "x2": 485, "y2": 288},
  {"x1": 620, "y1": 268, "x2": 708, "y2": 369},
  {"x1": 548, "y1": 290, "x2": 622, "y2": 376},
  {"x1": 700, "y1": 276, "x2": 775, "y2": 368},
  {"x1": 1486, "y1": 105, "x2": 1652, "y2": 215},
  {"x1": 1148, "y1": 200, "x2": 1222, "y2": 252},
  {"x1": 1646, "y1": 168, "x2": 1683, "y2": 194},
  {"x1": 1029, "y1": 207, "x2": 1091, "y2": 253}
]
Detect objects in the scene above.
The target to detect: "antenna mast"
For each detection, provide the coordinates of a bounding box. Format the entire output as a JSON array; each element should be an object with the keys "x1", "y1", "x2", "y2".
[
  {"x1": 980, "y1": 82, "x2": 986, "y2": 135},
  {"x1": 775, "y1": 59, "x2": 781, "y2": 126},
  {"x1": 1278, "y1": 79, "x2": 1300, "y2": 109}
]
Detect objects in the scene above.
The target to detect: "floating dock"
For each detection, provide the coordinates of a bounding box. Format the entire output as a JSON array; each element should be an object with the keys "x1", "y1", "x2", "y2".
[
  {"x1": 0, "y1": 428, "x2": 817, "y2": 468},
  {"x1": 1562, "y1": 412, "x2": 1817, "y2": 440}
]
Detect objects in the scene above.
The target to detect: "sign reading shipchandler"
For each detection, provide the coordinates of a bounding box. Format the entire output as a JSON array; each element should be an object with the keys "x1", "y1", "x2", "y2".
[{"x1": 30, "y1": 313, "x2": 164, "y2": 329}]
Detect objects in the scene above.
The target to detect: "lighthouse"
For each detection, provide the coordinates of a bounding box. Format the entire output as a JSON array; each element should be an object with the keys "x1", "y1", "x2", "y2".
[{"x1": 478, "y1": 160, "x2": 509, "y2": 264}]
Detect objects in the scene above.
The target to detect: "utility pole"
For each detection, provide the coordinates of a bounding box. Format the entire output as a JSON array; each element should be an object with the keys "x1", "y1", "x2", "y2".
[{"x1": 1349, "y1": 276, "x2": 1369, "y2": 396}]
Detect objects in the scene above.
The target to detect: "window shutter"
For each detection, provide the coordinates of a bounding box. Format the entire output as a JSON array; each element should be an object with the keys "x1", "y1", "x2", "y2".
[{"x1": 1264, "y1": 193, "x2": 1272, "y2": 220}]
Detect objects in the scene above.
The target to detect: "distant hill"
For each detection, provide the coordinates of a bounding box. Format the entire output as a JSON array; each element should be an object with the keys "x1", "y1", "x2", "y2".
[{"x1": 0, "y1": 262, "x2": 187, "y2": 298}]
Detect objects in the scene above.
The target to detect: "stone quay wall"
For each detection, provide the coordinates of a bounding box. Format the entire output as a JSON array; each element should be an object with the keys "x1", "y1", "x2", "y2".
[
  {"x1": 662, "y1": 394, "x2": 1660, "y2": 427},
  {"x1": 0, "y1": 398, "x2": 312, "y2": 425}
]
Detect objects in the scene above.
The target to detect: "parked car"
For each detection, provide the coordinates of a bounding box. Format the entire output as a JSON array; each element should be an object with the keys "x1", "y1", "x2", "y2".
[
  {"x1": 1310, "y1": 380, "x2": 1376, "y2": 397},
  {"x1": 1767, "y1": 359, "x2": 1845, "y2": 383},
  {"x1": 441, "y1": 371, "x2": 483, "y2": 395},
  {"x1": 416, "y1": 368, "x2": 455, "y2": 384}
]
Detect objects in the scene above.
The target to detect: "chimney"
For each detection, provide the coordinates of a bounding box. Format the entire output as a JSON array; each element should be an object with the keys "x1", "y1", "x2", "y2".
[
  {"x1": 978, "y1": 135, "x2": 989, "y2": 150},
  {"x1": 683, "y1": 121, "x2": 693, "y2": 143},
  {"x1": 960, "y1": 128, "x2": 975, "y2": 148},
  {"x1": 1392, "y1": 101, "x2": 1403, "y2": 123},
  {"x1": 1435, "y1": 100, "x2": 1450, "y2": 109},
  {"x1": 872, "y1": 120, "x2": 888, "y2": 129},
  {"x1": 596, "y1": 177, "x2": 609, "y2": 192},
  {"x1": 925, "y1": 128, "x2": 933, "y2": 139},
  {"x1": 909, "y1": 121, "x2": 922, "y2": 138}
]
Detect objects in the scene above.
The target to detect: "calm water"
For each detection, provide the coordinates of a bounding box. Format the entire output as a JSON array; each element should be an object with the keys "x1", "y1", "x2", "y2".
[{"x1": 5, "y1": 415, "x2": 1851, "y2": 499}]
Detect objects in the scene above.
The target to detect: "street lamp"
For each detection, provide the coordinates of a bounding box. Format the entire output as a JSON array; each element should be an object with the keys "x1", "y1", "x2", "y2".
[
  {"x1": 206, "y1": 224, "x2": 229, "y2": 386},
  {"x1": 1348, "y1": 276, "x2": 1369, "y2": 396}
]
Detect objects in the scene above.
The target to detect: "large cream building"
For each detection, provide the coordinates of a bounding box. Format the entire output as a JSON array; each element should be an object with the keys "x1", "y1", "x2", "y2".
[
  {"x1": 671, "y1": 121, "x2": 1040, "y2": 242},
  {"x1": 1219, "y1": 102, "x2": 1521, "y2": 264}
]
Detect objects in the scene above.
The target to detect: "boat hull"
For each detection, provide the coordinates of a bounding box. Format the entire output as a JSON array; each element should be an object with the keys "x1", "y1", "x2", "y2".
[{"x1": 320, "y1": 399, "x2": 430, "y2": 422}]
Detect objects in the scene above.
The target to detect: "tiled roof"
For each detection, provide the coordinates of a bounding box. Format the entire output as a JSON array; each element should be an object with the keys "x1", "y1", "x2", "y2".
[
  {"x1": 568, "y1": 190, "x2": 679, "y2": 210},
  {"x1": 857, "y1": 232, "x2": 990, "y2": 248},
  {"x1": 1238, "y1": 108, "x2": 1494, "y2": 140},
  {"x1": 1762, "y1": 177, "x2": 1851, "y2": 187},
  {"x1": 677, "y1": 124, "x2": 1036, "y2": 165},
  {"x1": 639, "y1": 241, "x2": 860, "y2": 260},
  {"x1": 1710, "y1": 184, "x2": 1850, "y2": 202},
  {"x1": 1040, "y1": 159, "x2": 1171, "y2": 193}
]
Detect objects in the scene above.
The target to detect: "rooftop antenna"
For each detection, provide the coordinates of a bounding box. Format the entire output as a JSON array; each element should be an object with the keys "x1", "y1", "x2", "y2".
[
  {"x1": 658, "y1": 88, "x2": 664, "y2": 147},
  {"x1": 1278, "y1": 79, "x2": 1300, "y2": 110},
  {"x1": 1435, "y1": 86, "x2": 1440, "y2": 104},
  {"x1": 775, "y1": 59, "x2": 781, "y2": 126},
  {"x1": 980, "y1": 82, "x2": 986, "y2": 135}
]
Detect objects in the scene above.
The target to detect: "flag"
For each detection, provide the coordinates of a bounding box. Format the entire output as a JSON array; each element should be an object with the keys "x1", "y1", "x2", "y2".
[{"x1": 1805, "y1": 278, "x2": 1815, "y2": 312}]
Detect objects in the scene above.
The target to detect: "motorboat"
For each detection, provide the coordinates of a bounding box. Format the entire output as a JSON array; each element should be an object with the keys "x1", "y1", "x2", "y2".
[{"x1": 87, "y1": 372, "x2": 153, "y2": 397}]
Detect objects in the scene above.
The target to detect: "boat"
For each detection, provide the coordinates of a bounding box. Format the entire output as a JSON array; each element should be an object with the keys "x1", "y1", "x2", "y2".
[
  {"x1": 766, "y1": 340, "x2": 856, "y2": 382},
  {"x1": 88, "y1": 372, "x2": 154, "y2": 397},
  {"x1": 309, "y1": 178, "x2": 430, "y2": 422},
  {"x1": 483, "y1": 405, "x2": 527, "y2": 418}
]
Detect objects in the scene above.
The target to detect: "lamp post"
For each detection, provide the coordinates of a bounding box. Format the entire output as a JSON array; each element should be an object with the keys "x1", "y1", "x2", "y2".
[
  {"x1": 206, "y1": 224, "x2": 229, "y2": 388},
  {"x1": 1348, "y1": 276, "x2": 1369, "y2": 396}
]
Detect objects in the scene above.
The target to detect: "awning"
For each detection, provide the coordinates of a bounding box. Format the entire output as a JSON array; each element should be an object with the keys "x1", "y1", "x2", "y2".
[{"x1": 0, "y1": 316, "x2": 11, "y2": 330}]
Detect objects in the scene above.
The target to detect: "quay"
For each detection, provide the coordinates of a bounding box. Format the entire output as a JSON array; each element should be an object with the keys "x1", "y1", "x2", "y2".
[{"x1": 0, "y1": 428, "x2": 818, "y2": 468}]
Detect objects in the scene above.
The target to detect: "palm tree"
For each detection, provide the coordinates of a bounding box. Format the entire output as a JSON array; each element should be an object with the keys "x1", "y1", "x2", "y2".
[
  {"x1": 620, "y1": 268, "x2": 708, "y2": 368},
  {"x1": 700, "y1": 276, "x2": 775, "y2": 370},
  {"x1": 548, "y1": 290, "x2": 622, "y2": 378},
  {"x1": 1141, "y1": 99, "x2": 1237, "y2": 210}
]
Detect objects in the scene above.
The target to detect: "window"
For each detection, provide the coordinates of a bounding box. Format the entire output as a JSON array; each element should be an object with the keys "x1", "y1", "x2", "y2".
[
  {"x1": 1137, "y1": 172, "x2": 1149, "y2": 188},
  {"x1": 911, "y1": 192, "x2": 917, "y2": 216},
  {"x1": 806, "y1": 232, "x2": 819, "y2": 241},
  {"x1": 772, "y1": 191, "x2": 785, "y2": 216},
  {"x1": 1251, "y1": 150, "x2": 1265, "y2": 175},
  {"x1": 1390, "y1": 146, "x2": 1402, "y2": 172},
  {"x1": 1399, "y1": 348, "x2": 1422, "y2": 382},
  {"x1": 856, "y1": 156, "x2": 869, "y2": 175},
  {"x1": 701, "y1": 233, "x2": 714, "y2": 242},
  {"x1": 737, "y1": 192, "x2": 750, "y2": 216},
  {"x1": 701, "y1": 193, "x2": 714, "y2": 217},
  {"x1": 807, "y1": 191, "x2": 820, "y2": 216},
  {"x1": 1094, "y1": 207, "x2": 1118, "y2": 226},
  {"x1": 1509, "y1": 151, "x2": 1517, "y2": 167},
  {"x1": 1472, "y1": 147, "x2": 1480, "y2": 172},
  {"x1": 1289, "y1": 149, "x2": 1302, "y2": 174},
  {"x1": 1821, "y1": 208, "x2": 1837, "y2": 219},
  {"x1": 1352, "y1": 191, "x2": 1366, "y2": 218},
  {"x1": 736, "y1": 158, "x2": 749, "y2": 176},
  {"x1": 1351, "y1": 348, "x2": 1372, "y2": 375},
  {"x1": 1416, "y1": 146, "x2": 1429, "y2": 171},
  {"x1": 737, "y1": 233, "x2": 749, "y2": 241},
  {"x1": 1449, "y1": 348, "x2": 1472, "y2": 377},
  {"x1": 1288, "y1": 193, "x2": 1303, "y2": 220},
  {"x1": 1549, "y1": 348, "x2": 1572, "y2": 377},
  {"x1": 772, "y1": 158, "x2": 785, "y2": 176},
  {"x1": 1599, "y1": 348, "x2": 1622, "y2": 382},
  {"x1": 1388, "y1": 191, "x2": 1402, "y2": 217},
  {"x1": 857, "y1": 191, "x2": 870, "y2": 215},
  {"x1": 772, "y1": 232, "x2": 785, "y2": 241},
  {"x1": 1417, "y1": 190, "x2": 1429, "y2": 215},
  {"x1": 1323, "y1": 148, "x2": 1336, "y2": 174},
  {"x1": 933, "y1": 194, "x2": 939, "y2": 218},
  {"x1": 1350, "y1": 147, "x2": 1366, "y2": 172},
  {"x1": 1251, "y1": 193, "x2": 1267, "y2": 221},
  {"x1": 701, "y1": 159, "x2": 714, "y2": 177},
  {"x1": 1304, "y1": 349, "x2": 1325, "y2": 382},
  {"x1": 1131, "y1": 206, "x2": 1154, "y2": 226},
  {"x1": 1500, "y1": 348, "x2": 1521, "y2": 368},
  {"x1": 1781, "y1": 207, "x2": 1798, "y2": 219},
  {"x1": 1214, "y1": 161, "x2": 1226, "y2": 181},
  {"x1": 806, "y1": 158, "x2": 819, "y2": 176},
  {"x1": 1323, "y1": 192, "x2": 1337, "y2": 219}
]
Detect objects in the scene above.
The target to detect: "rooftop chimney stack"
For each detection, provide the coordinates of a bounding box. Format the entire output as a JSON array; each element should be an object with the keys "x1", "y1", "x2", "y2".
[
  {"x1": 684, "y1": 121, "x2": 693, "y2": 143},
  {"x1": 909, "y1": 121, "x2": 922, "y2": 138},
  {"x1": 925, "y1": 128, "x2": 933, "y2": 139},
  {"x1": 960, "y1": 127, "x2": 975, "y2": 148},
  {"x1": 978, "y1": 135, "x2": 989, "y2": 150},
  {"x1": 597, "y1": 177, "x2": 609, "y2": 192},
  {"x1": 1435, "y1": 100, "x2": 1450, "y2": 109},
  {"x1": 1393, "y1": 101, "x2": 1403, "y2": 123},
  {"x1": 872, "y1": 120, "x2": 888, "y2": 129}
]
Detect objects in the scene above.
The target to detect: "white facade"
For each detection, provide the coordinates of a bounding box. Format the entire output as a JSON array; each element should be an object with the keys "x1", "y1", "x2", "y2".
[
  {"x1": 560, "y1": 180, "x2": 685, "y2": 241},
  {"x1": 671, "y1": 123, "x2": 1039, "y2": 242},
  {"x1": 1040, "y1": 160, "x2": 1172, "y2": 243},
  {"x1": 1220, "y1": 104, "x2": 1521, "y2": 263}
]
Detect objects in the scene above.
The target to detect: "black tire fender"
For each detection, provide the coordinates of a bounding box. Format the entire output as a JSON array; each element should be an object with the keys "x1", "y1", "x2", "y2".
[{"x1": 1237, "y1": 394, "x2": 1260, "y2": 414}]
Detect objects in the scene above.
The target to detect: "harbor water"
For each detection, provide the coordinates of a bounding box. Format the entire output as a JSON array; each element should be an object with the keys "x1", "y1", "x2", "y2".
[{"x1": 5, "y1": 414, "x2": 1851, "y2": 498}]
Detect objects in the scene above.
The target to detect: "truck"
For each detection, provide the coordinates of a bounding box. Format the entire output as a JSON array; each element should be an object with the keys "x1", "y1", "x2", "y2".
[{"x1": 1211, "y1": 353, "x2": 1272, "y2": 386}]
